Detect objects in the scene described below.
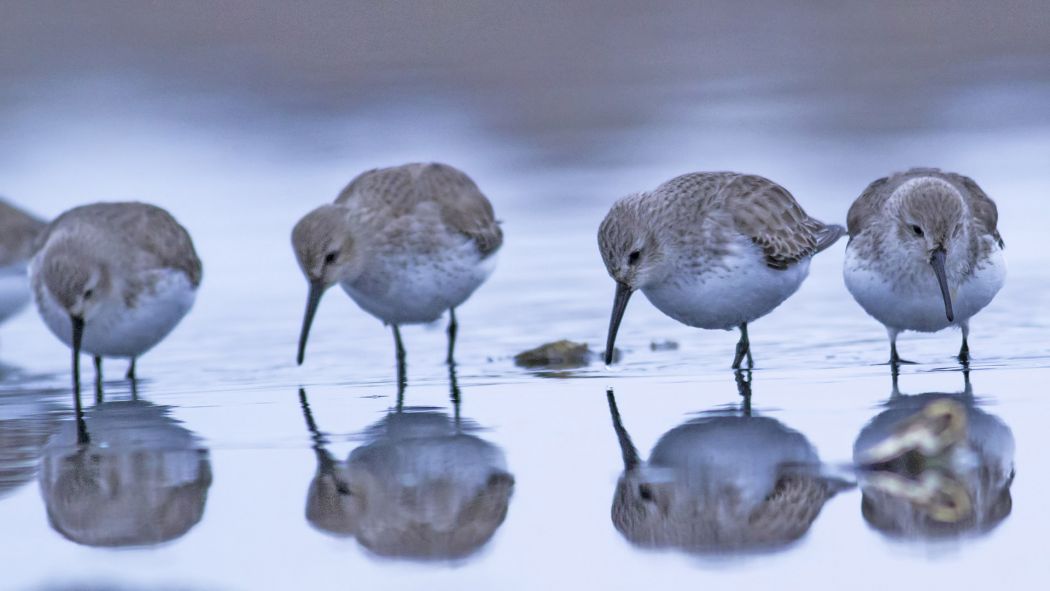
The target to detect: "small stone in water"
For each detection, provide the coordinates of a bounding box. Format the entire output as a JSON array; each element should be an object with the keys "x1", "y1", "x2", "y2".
[
  {"x1": 650, "y1": 339, "x2": 679, "y2": 351},
  {"x1": 514, "y1": 340, "x2": 591, "y2": 369}
]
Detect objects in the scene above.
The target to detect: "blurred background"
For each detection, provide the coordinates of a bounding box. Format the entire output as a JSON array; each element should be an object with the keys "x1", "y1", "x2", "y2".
[{"x1": 2, "y1": 0, "x2": 1048, "y2": 377}]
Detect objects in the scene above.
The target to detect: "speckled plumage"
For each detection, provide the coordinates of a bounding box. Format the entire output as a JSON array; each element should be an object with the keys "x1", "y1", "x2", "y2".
[
  {"x1": 292, "y1": 162, "x2": 502, "y2": 366},
  {"x1": 844, "y1": 168, "x2": 1006, "y2": 362},
  {"x1": 29, "y1": 202, "x2": 201, "y2": 382},
  {"x1": 336, "y1": 163, "x2": 502, "y2": 258},
  {"x1": 598, "y1": 171, "x2": 844, "y2": 368},
  {"x1": 35, "y1": 202, "x2": 202, "y2": 291}
]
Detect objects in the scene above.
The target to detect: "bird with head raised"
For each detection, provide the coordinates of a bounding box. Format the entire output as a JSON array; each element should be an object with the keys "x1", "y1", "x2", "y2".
[
  {"x1": 599, "y1": 171, "x2": 844, "y2": 369},
  {"x1": 844, "y1": 168, "x2": 1005, "y2": 364},
  {"x1": 29, "y1": 202, "x2": 201, "y2": 393},
  {"x1": 292, "y1": 162, "x2": 502, "y2": 370}
]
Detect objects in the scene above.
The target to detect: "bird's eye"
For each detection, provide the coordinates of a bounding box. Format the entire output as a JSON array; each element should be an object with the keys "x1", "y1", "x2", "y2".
[
  {"x1": 638, "y1": 484, "x2": 654, "y2": 501},
  {"x1": 83, "y1": 289, "x2": 94, "y2": 300},
  {"x1": 627, "y1": 250, "x2": 641, "y2": 265},
  {"x1": 323, "y1": 252, "x2": 337, "y2": 264},
  {"x1": 910, "y1": 225, "x2": 924, "y2": 237}
]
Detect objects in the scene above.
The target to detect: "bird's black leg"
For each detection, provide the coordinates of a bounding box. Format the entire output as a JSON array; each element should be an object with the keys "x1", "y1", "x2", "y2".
[
  {"x1": 393, "y1": 325, "x2": 407, "y2": 409},
  {"x1": 446, "y1": 308, "x2": 458, "y2": 365},
  {"x1": 958, "y1": 324, "x2": 970, "y2": 364},
  {"x1": 126, "y1": 357, "x2": 137, "y2": 380},
  {"x1": 93, "y1": 356, "x2": 103, "y2": 403},
  {"x1": 732, "y1": 323, "x2": 752, "y2": 370},
  {"x1": 889, "y1": 331, "x2": 916, "y2": 366}
]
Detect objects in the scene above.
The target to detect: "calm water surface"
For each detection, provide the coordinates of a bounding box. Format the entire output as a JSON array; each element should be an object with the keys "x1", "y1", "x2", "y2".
[{"x1": 1, "y1": 3, "x2": 1050, "y2": 590}]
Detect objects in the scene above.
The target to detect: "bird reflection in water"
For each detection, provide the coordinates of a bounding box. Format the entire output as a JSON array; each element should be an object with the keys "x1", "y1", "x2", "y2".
[
  {"x1": 0, "y1": 387, "x2": 62, "y2": 500},
  {"x1": 606, "y1": 373, "x2": 848, "y2": 554},
  {"x1": 853, "y1": 369, "x2": 1014, "y2": 539},
  {"x1": 298, "y1": 364, "x2": 514, "y2": 561},
  {"x1": 38, "y1": 399, "x2": 212, "y2": 547}
]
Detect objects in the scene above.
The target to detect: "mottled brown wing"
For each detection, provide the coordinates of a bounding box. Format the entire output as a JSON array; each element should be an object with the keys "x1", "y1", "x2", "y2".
[
  {"x1": 946, "y1": 172, "x2": 1004, "y2": 248},
  {"x1": 727, "y1": 175, "x2": 842, "y2": 270},
  {"x1": 417, "y1": 163, "x2": 503, "y2": 257},
  {"x1": 337, "y1": 163, "x2": 503, "y2": 257},
  {"x1": 43, "y1": 203, "x2": 202, "y2": 286},
  {"x1": 846, "y1": 175, "x2": 893, "y2": 238},
  {"x1": 336, "y1": 165, "x2": 417, "y2": 214}
]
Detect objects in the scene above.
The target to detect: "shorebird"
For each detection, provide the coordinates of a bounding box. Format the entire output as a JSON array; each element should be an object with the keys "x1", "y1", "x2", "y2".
[
  {"x1": 598, "y1": 172, "x2": 844, "y2": 369},
  {"x1": 29, "y1": 202, "x2": 202, "y2": 391},
  {"x1": 0, "y1": 199, "x2": 46, "y2": 330},
  {"x1": 844, "y1": 168, "x2": 1005, "y2": 364},
  {"x1": 292, "y1": 162, "x2": 502, "y2": 369}
]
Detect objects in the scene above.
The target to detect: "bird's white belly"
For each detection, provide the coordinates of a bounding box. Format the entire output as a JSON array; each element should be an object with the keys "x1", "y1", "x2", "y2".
[
  {"x1": 642, "y1": 254, "x2": 810, "y2": 330},
  {"x1": 343, "y1": 244, "x2": 496, "y2": 325},
  {"x1": 36, "y1": 270, "x2": 197, "y2": 358},
  {"x1": 843, "y1": 243, "x2": 1005, "y2": 332},
  {"x1": 0, "y1": 266, "x2": 31, "y2": 324}
]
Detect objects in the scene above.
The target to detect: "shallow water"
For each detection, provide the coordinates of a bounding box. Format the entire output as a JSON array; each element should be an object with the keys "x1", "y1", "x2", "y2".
[{"x1": 2, "y1": 3, "x2": 1050, "y2": 590}]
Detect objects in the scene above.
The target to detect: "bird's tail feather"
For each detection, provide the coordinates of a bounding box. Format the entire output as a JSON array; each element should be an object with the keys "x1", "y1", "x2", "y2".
[{"x1": 813, "y1": 223, "x2": 846, "y2": 254}]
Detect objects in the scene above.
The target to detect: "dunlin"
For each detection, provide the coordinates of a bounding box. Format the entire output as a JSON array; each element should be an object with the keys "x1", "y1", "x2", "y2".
[
  {"x1": 599, "y1": 172, "x2": 844, "y2": 369},
  {"x1": 0, "y1": 199, "x2": 46, "y2": 329},
  {"x1": 292, "y1": 162, "x2": 502, "y2": 368},
  {"x1": 29, "y1": 202, "x2": 202, "y2": 390},
  {"x1": 844, "y1": 168, "x2": 1005, "y2": 364}
]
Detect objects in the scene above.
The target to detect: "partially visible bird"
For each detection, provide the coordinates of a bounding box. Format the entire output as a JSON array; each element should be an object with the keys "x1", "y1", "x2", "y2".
[
  {"x1": 844, "y1": 168, "x2": 1005, "y2": 364},
  {"x1": 292, "y1": 162, "x2": 502, "y2": 369},
  {"x1": 29, "y1": 202, "x2": 202, "y2": 390},
  {"x1": 0, "y1": 199, "x2": 46, "y2": 330},
  {"x1": 598, "y1": 171, "x2": 844, "y2": 369}
]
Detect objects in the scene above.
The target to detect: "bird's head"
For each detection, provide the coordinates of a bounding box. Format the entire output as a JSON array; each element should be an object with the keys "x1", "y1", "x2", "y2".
[
  {"x1": 893, "y1": 178, "x2": 968, "y2": 322},
  {"x1": 39, "y1": 244, "x2": 112, "y2": 324},
  {"x1": 598, "y1": 196, "x2": 668, "y2": 364},
  {"x1": 291, "y1": 204, "x2": 364, "y2": 365}
]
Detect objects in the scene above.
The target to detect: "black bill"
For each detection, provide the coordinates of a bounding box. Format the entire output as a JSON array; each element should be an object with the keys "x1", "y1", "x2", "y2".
[
  {"x1": 297, "y1": 280, "x2": 325, "y2": 365},
  {"x1": 605, "y1": 281, "x2": 633, "y2": 365},
  {"x1": 930, "y1": 248, "x2": 954, "y2": 322},
  {"x1": 71, "y1": 315, "x2": 84, "y2": 392}
]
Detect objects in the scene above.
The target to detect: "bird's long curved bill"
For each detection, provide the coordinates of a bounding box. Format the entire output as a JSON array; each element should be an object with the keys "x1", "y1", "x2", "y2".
[
  {"x1": 930, "y1": 248, "x2": 954, "y2": 322},
  {"x1": 71, "y1": 315, "x2": 84, "y2": 392},
  {"x1": 297, "y1": 281, "x2": 325, "y2": 366},
  {"x1": 605, "y1": 282, "x2": 633, "y2": 365}
]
